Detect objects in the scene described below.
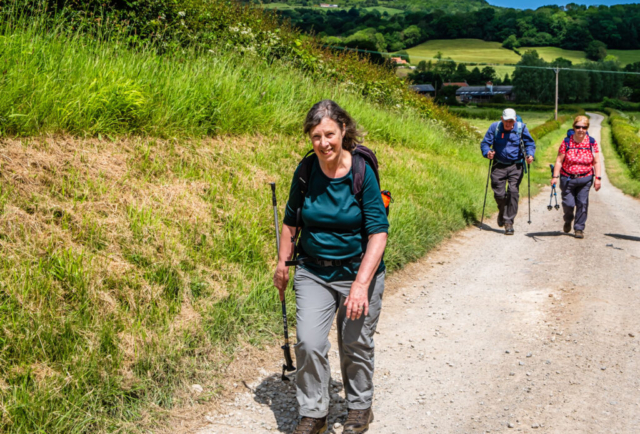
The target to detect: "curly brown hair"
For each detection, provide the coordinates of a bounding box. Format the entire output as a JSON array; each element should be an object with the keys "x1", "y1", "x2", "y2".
[{"x1": 303, "y1": 100, "x2": 363, "y2": 152}]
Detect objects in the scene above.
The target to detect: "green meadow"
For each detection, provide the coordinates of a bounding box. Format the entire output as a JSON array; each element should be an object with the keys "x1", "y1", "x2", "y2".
[{"x1": 405, "y1": 39, "x2": 640, "y2": 78}]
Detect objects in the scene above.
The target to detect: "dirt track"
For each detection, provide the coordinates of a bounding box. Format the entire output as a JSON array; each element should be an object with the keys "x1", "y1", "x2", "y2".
[{"x1": 192, "y1": 113, "x2": 640, "y2": 433}]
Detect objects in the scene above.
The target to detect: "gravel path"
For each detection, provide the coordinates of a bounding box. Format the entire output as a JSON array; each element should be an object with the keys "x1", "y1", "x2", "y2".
[{"x1": 194, "y1": 113, "x2": 640, "y2": 434}]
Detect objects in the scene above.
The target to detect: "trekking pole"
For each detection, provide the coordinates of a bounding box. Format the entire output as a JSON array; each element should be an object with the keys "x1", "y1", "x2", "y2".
[
  {"x1": 548, "y1": 164, "x2": 560, "y2": 211},
  {"x1": 269, "y1": 183, "x2": 296, "y2": 382},
  {"x1": 527, "y1": 162, "x2": 531, "y2": 224},
  {"x1": 480, "y1": 158, "x2": 493, "y2": 230}
]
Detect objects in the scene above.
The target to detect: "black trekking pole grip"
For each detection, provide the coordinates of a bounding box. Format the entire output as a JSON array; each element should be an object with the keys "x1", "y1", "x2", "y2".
[
  {"x1": 480, "y1": 157, "x2": 493, "y2": 230},
  {"x1": 269, "y1": 183, "x2": 281, "y2": 254}
]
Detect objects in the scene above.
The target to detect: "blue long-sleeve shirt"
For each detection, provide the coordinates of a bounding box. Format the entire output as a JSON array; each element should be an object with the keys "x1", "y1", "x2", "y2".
[{"x1": 480, "y1": 122, "x2": 536, "y2": 164}]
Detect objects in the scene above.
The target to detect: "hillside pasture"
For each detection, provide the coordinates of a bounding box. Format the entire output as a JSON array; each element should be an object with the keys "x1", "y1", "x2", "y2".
[
  {"x1": 404, "y1": 39, "x2": 519, "y2": 77},
  {"x1": 405, "y1": 39, "x2": 640, "y2": 78}
]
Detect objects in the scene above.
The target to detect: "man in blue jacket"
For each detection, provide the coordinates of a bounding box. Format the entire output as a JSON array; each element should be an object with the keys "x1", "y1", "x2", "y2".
[{"x1": 480, "y1": 108, "x2": 536, "y2": 235}]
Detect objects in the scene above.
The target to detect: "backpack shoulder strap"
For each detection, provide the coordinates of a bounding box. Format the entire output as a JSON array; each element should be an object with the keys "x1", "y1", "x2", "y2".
[
  {"x1": 297, "y1": 150, "x2": 316, "y2": 199},
  {"x1": 352, "y1": 145, "x2": 380, "y2": 200},
  {"x1": 516, "y1": 121, "x2": 524, "y2": 139},
  {"x1": 352, "y1": 153, "x2": 367, "y2": 201}
]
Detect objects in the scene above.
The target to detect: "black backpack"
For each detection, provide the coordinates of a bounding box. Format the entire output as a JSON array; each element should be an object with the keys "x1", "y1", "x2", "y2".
[{"x1": 284, "y1": 145, "x2": 391, "y2": 267}]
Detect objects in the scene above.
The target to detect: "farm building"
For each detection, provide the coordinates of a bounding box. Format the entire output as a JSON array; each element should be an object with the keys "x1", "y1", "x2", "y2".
[
  {"x1": 456, "y1": 82, "x2": 515, "y2": 103},
  {"x1": 390, "y1": 57, "x2": 409, "y2": 65},
  {"x1": 409, "y1": 84, "x2": 436, "y2": 97},
  {"x1": 443, "y1": 81, "x2": 468, "y2": 88}
]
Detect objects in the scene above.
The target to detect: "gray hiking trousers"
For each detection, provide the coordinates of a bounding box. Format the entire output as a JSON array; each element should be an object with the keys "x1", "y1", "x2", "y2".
[
  {"x1": 491, "y1": 162, "x2": 525, "y2": 225},
  {"x1": 293, "y1": 267, "x2": 385, "y2": 418},
  {"x1": 560, "y1": 175, "x2": 593, "y2": 231}
]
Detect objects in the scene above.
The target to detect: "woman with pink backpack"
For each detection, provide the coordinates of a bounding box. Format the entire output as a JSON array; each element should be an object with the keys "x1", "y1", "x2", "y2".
[{"x1": 550, "y1": 115, "x2": 602, "y2": 239}]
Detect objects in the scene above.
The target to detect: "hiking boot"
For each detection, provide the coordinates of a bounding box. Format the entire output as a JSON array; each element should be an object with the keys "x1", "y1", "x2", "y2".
[
  {"x1": 497, "y1": 213, "x2": 505, "y2": 228},
  {"x1": 563, "y1": 221, "x2": 572, "y2": 233},
  {"x1": 343, "y1": 408, "x2": 374, "y2": 434},
  {"x1": 293, "y1": 416, "x2": 327, "y2": 434},
  {"x1": 504, "y1": 223, "x2": 514, "y2": 235},
  {"x1": 575, "y1": 230, "x2": 584, "y2": 239}
]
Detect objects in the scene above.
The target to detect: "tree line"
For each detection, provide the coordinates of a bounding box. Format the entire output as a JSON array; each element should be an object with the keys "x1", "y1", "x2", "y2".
[{"x1": 274, "y1": 3, "x2": 640, "y2": 54}]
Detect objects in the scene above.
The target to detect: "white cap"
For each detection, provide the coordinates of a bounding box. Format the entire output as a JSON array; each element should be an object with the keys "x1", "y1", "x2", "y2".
[{"x1": 502, "y1": 108, "x2": 517, "y2": 121}]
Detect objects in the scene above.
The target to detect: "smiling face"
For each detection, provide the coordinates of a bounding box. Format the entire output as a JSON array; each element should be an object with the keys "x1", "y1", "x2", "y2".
[
  {"x1": 309, "y1": 117, "x2": 345, "y2": 164},
  {"x1": 574, "y1": 121, "x2": 589, "y2": 142},
  {"x1": 501, "y1": 117, "x2": 515, "y2": 131}
]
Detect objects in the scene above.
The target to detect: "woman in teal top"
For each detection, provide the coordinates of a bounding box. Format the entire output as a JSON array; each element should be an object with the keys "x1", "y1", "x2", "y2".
[{"x1": 273, "y1": 100, "x2": 389, "y2": 434}]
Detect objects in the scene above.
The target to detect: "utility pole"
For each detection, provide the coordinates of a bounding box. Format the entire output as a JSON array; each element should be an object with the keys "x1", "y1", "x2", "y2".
[{"x1": 554, "y1": 68, "x2": 560, "y2": 121}]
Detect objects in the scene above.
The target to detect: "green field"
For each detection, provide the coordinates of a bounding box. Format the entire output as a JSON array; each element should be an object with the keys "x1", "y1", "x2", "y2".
[
  {"x1": 465, "y1": 110, "x2": 555, "y2": 133},
  {"x1": 262, "y1": 2, "x2": 299, "y2": 9},
  {"x1": 405, "y1": 39, "x2": 640, "y2": 77},
  {"x1": 609, "y1": 50, "x2": 640, "y2": 66},
  {"x1": 261, "y1": 3, "x2": 403, "y2": 14},
  {"x1": 363, "y1": 6, "x2": 404, "y2": 14}
]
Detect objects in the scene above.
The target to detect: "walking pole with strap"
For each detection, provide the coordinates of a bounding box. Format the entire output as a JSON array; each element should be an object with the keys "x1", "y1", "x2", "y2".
[
  {"x1": 269, "y1": 183, "x2": 296, "y2": 382},
  {"x1": 517, "y1": 120, "x2": 531, "y2": 224},
  {"x1": 548, "y1": 164, "x2": 559, "y2": 210},
  {"x1": 480, "y1": 156, "x2": 493, "y2": 230}
]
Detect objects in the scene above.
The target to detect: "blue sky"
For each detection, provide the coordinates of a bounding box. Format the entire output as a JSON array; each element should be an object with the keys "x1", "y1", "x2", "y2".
[{"x1": 487, "y1": 0, "x2": 639, "y2": 9}]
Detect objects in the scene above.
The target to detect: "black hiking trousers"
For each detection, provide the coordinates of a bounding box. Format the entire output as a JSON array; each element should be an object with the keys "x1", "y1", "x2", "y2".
[{"x1": 491, "y1": 162, "x2": 524, "y2": 225}]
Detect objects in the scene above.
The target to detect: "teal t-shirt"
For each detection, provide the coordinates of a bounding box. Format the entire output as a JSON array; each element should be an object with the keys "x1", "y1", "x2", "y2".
[{"x1": 283, "y1": 157, "x2": 389, "y2": 282}]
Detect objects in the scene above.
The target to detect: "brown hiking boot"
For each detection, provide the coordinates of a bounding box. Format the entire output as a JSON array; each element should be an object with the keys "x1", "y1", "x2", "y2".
[
  {"x1": 504, "y1": 223, "x2": 514, "y2": 235},
  {"x1": 575, "y1": 230, "x2": 584, "y2": 239},
  {"x1": 293, "y1": 416, "x2": 327, "y2": 434},
  {"x1": 563, "y1": 221, "x2": 572, "y2": 233},
  {"x1": 343, "y1": 408, "x2": 374, "y2": 434}
]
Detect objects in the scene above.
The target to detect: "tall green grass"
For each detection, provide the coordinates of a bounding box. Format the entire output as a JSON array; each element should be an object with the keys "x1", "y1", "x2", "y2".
[
  {"x1": 0, "y1": 15, "x2": 484, "y2": 434},
  {"x1": 0, "y1": 10, "x2": 573, "y2": 434}
]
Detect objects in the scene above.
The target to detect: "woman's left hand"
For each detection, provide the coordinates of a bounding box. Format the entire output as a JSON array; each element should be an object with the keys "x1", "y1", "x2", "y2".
[
  {"x1": 594, "y1": 178, "x2": 602, "y2": 191},
  {"x1": 345, "y1": 280, "x2": 369, "y2": 320}
]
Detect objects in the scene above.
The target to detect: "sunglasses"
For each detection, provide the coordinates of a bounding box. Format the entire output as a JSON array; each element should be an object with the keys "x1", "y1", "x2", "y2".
[{"x1": 574, "y1": 125, "x2": 588, "y2": 130}]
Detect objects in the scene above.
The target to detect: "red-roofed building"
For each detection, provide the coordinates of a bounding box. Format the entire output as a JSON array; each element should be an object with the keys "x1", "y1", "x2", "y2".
[
  {"x1": 390, "y1": 57, "x2": 408, "y2": 65},
  {"x1": 443, "y1": 81, "x2": 469, "y2": 87}
]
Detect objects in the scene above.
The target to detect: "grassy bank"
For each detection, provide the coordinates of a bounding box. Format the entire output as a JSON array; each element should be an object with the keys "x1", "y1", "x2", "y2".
[
  {"x1": 0, "y1": 15, "x2": 488, "y2": 434},
  {"x1": 0, "y1": 4, "x2": 586, "y2": 433}
]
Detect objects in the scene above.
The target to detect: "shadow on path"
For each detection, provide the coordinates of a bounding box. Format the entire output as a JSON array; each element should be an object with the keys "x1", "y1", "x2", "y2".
[
  {"x1": 252, "y1": 374, "x2": 347, "y2": 433},
  {"x1": 525, "y1": 231, "x2": 573, "y2": 242},
  {"x1": 474, "y1": 223, "x2": 504, "y2": 234},
  {"x1": 605, "y1": 233, "x2": 640, "y2": 242}
]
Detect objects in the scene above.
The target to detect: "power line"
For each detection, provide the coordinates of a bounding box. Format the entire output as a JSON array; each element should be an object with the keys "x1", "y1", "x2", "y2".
[{"x1": 323, "y1": 45, "x2": 640, "y2": 76}]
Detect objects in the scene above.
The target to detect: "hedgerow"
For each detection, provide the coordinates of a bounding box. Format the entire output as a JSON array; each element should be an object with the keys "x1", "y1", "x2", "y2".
[{"x1": 606, "y1": 109, "x2": 640, "y2": 178}]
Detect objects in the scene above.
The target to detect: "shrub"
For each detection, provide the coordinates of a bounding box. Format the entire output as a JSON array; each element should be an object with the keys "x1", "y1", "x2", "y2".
[{"x1": 607, "y1": 109, "x2": 640, "y2": 178}]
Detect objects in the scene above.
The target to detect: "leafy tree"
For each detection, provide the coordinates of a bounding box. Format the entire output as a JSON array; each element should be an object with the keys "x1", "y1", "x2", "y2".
[
  {"x1": 585, "y1": 40, "x2": 607, "y2": 61},
  {"x1": 467, "y1": 66, "x2": 483, "y2": 85},
  {"x1": 513, "y1": 50, "x2": 555, "y2": 103},
  {"x1": 402, "y1": 25, "x2": 422, "y2": 47},
  {"x1": 502, "y1": 34, "x2": 519, "y2": 50},
  {"x1": 435, "y1": 85, "x2": 460, "y2": 105},
  {"x1": 481, "y1": 66, "x2": 497, "y2": 83},
  {"x1": 453, "y1": 63, "x2": 469, "y2": 82},
  {"x1": 502, "y1": 73, "x2": 512, "y2": 85}
]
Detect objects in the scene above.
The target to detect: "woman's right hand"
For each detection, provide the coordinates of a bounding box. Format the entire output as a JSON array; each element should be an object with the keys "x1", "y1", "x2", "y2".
[
  {"x1": 550, "y1": 178, "x2": 557, "y2": 187},
  {"x1": 273, "y1": 262, "x2": 289, "y2": 300}
]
